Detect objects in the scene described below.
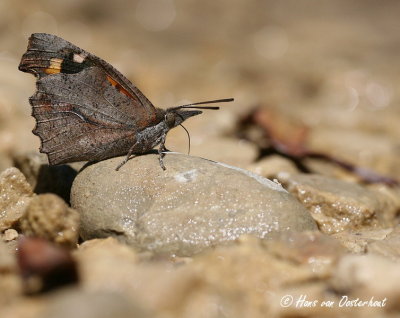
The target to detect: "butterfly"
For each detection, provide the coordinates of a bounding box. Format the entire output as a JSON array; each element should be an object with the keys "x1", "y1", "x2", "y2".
[{"x1": 19, "y1": 33, "x2": 233, "y2": 170}]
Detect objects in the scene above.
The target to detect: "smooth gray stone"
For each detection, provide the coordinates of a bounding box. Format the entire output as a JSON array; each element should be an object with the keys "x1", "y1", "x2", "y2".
[{"x1": 71, "y1": 153, "x2": 317, "y2": 256}]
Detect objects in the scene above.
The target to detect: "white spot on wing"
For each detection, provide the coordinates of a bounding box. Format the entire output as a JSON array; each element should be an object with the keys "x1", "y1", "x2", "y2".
[{"x1": 73, "y1": 53, "x2": 85, "y2": 63}]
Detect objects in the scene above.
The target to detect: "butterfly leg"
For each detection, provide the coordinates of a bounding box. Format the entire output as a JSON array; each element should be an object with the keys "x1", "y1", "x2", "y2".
[
  {"x1": 115, "y1": 141, "x2": 139, "y2": 171},
  {"x1": 158, "y1": 133, "x2": 168, "y2": 170}
]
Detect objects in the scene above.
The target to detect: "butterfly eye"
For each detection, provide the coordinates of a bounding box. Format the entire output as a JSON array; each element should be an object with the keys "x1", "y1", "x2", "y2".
[{"x1": 165, "y1": 112, "x2": 176, "y2": 128}]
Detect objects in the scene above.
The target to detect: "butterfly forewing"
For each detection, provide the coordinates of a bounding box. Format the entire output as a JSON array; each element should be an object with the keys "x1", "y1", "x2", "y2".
[{"x1": 19, "y1": 33, "x2": 158, "y2": 124}]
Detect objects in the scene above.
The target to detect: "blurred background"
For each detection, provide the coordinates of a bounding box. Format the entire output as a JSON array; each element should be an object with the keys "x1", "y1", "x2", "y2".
[{"x1": 1, "y1": 0, "x2": 399, "y2": 175}]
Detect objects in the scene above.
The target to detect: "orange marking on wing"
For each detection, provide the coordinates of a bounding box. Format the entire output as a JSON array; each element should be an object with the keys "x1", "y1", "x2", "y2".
[
  {"x1": 44, "y1": 58, "x2": 63, "y2": 74},
  {"x1": 44, "y1": 68, "x2": 61, "y2": 74},
  {"x1": 106, "y1": 75, "x2": 134, "y2": 99}
]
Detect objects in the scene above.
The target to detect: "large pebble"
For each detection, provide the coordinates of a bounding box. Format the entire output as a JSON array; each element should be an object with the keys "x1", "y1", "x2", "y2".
[
  {"x1": 71, "y1": 153, "x2": 316, "y2": 256},
  {"x1": 281, "y1": 174, "x2": 397, "y2": 234}
]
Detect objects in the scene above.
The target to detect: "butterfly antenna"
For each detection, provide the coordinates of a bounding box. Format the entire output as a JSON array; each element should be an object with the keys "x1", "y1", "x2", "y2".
[
  {"x1": 171, "y1": 98, "x2": 234, "y2": 110},
  {"x1": 179, "y1": 124, "x2": 191, "y2": 155}
]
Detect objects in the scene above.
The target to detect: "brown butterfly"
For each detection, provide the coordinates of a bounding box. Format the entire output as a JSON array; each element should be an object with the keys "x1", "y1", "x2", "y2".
[{"x1": 19, "y1": 33, "x2": 233, "y2": 170}]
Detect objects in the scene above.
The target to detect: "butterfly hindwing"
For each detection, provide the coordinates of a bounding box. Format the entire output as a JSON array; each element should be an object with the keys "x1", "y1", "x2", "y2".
[{"x1": 30, "y1": 68, "x2": 142, "y2": 164}]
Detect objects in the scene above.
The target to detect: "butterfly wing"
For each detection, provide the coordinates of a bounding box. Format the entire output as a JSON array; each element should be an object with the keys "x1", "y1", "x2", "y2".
[{"x1": 19, "y1": 33, "x2": 162, "y2": 165}]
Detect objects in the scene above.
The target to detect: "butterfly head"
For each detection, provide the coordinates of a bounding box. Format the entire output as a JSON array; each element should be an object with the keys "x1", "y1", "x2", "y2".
[
  {"x1": 163, "y1": 97, "x2": 234, "y2": 129},
  {"x1": 164, "y1": 109, "x2": 202, "y2": 129}
]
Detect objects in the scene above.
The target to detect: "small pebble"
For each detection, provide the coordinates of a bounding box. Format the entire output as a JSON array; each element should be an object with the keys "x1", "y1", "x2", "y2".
[
  {"x1": 0, "y1": 167, "x2": 34, "y2": 232},
  {"x1": 19, "y1": 194, "x2": 80, "y2": 248},
  {"x1": 4, "y1": 229, "x2": 18, "y2": 241}
]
